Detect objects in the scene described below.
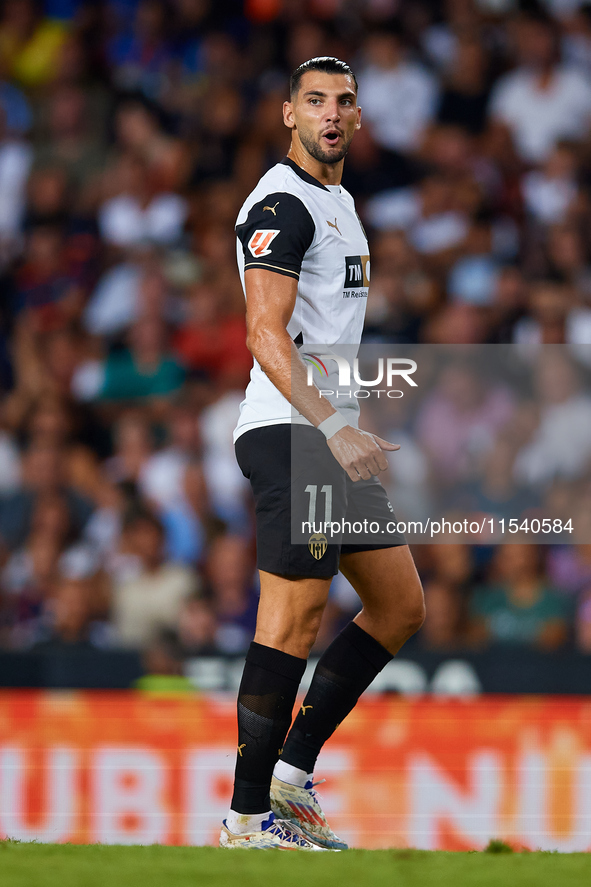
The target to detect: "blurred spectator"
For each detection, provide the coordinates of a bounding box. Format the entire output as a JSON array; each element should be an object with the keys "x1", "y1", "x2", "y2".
[
  {"x1": 111, "y1": 508, "x2": 198, "y2": 648},
  {"x1": 83, "y1": 254, "x2": 181, "y2": 339},
  {"x1": 82, "y1": 260, "x2": 143, "y2": 337},
  {"x1": 34, "y1": 85, "x2": 106, "y2": 203},
  {"x1": 366, "y1": 174, "x2": 469, "y2": 257},
  {"x1": 447, "y1": 251, "x2": 499, "y2": 307},
  {"x1": 139, "y1": 400, "x2": 208, "y2": 562},
  {"x1": 0, "y1": 0, "x2": 68, "y2": 89},
  {"x1": 107, "y1": 0, "x2": 175, "y2": 102},
  {"x1": 419, "y1": 580, "x2": 469, "y2": 651},
  {"x1": 358, "y1": 24, "x2": 438, "y2": 156},
  {"x1": 0, "y1": 441, "x2": 93, "y2": 551},
  {"x1": 546, "y1": 224, "x2": 591, "y2": 297},
  {"x1": 488, "y1": 12, "x2": 591, "y2": 164},
  {"x1": 113, "y1": 99, "x2": 192, "y2": 193},
  {"x1": 521, "y1": 142, "x2": 579, "y2": 226},
  {"x1": 189, "y1": 83, "x2": 243, "y2": 183},
  {"x1": 453, "y1": 434, "x2": 540, "y2": 521},
  {"x1": 205, "y1": 532, "x2": 258, "y2": 654},
  {"x1": 363, "y1": 229, "x2": 437, "y2": 341},
  {"x1": 513, "y1": 351, "x2": 591, "y2": 485},
  {"x1": 135, "y1": 628, "x2": 195, "y2": 691},
  {"x1": 437, "y1": 38, "x2": 491, "y2": 135},
  {"x1": 422, "y1": 302, "x2": 491, "y2": 343},
  {"x1": 98, "y1": 317, "x2": 185, "y2": 402},
  {"x1": 139, "y1": 400, "x2": 199, "y2": 508},
  {"x1": 12, "y1": 224, "x2": 84, "y2": 331},
  {"x1": 575, "y1": 588, "x2": 591, "y2": 652},
  {"x1": 0, "y1": 530, "x2": 58, "y2": 648},
  {"x1": 24, "y1": 166, "x2": 71, "y2": 229},
  {"x1": 103, "y1": 411, "x2": 154, "y2": 485},
  {"x1": 0, "y1": 488, "x2": 99, "y2": 649},
  {"x1": 0, "y1": 107, "x2": 31, "y2": 258},
  {"x1": 562, "y1": 4, "x2": 591, "y2": 75},
  {"x1": 425, "y1": 543, "x2": 476, "y2": 589},
  {"x1": 199, "y1": 390, "x2": 250, "y2": 533},
  {"x1": 515, "y1": 271, "x2": 591, "y2": 344},
  {"x1": 470, "y1": 544, "x2": 569, "y2": 650},
  {"x1": 98, "y1": 153, "x2": 188, "y2": 248},
  {"x1": 415, "y1": 360, "x2": 514, "y2": 486},
  {"x1": 0, "y1": 403, "x2": 20, "y2": 493},
  {"x1": 548, "y1": 542, "x2": 591, "y2": 596},
  {"x1": 0, "y1": 71, "x2": 31, "y2": 136},
  {"x1": 488, "y1": 265, "x2": 528, "y2": 342},
  {"x1": 172, "y1": 281, "x2": 251, "y2": 387},
  {"x1": 381, "y1": 394, "x2": 432, "y2": 523},
  {"x1": 34, "y1": 576, "x2": 111, "y2": 650},
  {"x1": 178, "y1": 593, "x2": 218, "y2": 655}
]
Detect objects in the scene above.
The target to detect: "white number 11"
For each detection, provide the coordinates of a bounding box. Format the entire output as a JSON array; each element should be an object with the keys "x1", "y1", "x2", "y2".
[{"x1": 304, "y1": 484, "x2": 333, "y2": 525}]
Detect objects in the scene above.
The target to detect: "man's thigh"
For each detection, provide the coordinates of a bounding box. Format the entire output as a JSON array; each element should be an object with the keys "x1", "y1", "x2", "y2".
[
  {"x1": 254, "y1": 570, "x2": 332, "y2": 658},
  {"x1": 235, "y1": 424, "x2": 346, "y2": 578},
  {"x1": 340, "y1": 473, "x2": 406, "y2": 550},
  {"x1": 339, "y1": 545, "x2": 424, "y2": 623}
]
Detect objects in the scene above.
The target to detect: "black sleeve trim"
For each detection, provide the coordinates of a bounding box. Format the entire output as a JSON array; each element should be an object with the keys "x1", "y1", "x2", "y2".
[
  {"x1": 244, "y1": 262, "x2": 300, "y2": 280},
  {"x1": 236, "y1": 192, "x2": 315, "y2": 276}
]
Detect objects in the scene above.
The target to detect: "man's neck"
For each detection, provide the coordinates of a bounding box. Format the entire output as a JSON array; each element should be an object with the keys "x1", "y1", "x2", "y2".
[{"x1": 287, "y1": 142, "x2": 344, "y2": 186}]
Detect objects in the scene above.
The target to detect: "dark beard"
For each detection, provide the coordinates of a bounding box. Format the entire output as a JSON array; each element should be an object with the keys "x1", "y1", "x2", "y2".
[{"x1": 298, "y1": 128, "x2": 352, "y2": 165}]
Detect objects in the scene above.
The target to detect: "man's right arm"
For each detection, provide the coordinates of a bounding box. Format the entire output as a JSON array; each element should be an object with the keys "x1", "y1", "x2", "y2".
[{"x1": 244, "y1": 267, "x2": 398, "y2": 481}]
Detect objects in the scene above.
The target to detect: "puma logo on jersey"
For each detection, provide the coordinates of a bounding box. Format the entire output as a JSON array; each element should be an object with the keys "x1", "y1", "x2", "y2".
[
  {"x1": 301, "y1": 704, "x2": 313, "y2": 716},
  {"x1": 263, "y1": 201, "x2": 279, "y2": 215},
  {"x1": 248, "y1": 229, "x2": 280, "y2": 257},
  {"x1": 327, "y1": 217, "x2": 341, "y2": 235},
  {"x1": 237, "y1": 744, "x2": 246, "y2": 756}
]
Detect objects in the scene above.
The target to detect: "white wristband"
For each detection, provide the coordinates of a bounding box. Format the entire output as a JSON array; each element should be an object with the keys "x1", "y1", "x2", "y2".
[{"x1": 317, "y1": 412, "x2": 349, "y2": 440}]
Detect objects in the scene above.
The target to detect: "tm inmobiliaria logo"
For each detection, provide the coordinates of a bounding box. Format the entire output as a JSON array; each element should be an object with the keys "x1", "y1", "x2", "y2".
[{"x1": 302, "y1": 352, "x2": 418, "y2": 399}]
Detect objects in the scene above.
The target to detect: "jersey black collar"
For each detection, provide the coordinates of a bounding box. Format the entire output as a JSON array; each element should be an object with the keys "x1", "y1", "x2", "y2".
[{"x1": 280, "y1": 157, "x2": 330, "y2": 192}]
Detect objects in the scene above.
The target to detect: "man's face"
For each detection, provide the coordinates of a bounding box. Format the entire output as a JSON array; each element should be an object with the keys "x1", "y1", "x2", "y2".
[{"x1": 284, "y1": 71, "x2": 361, "y2": 165}]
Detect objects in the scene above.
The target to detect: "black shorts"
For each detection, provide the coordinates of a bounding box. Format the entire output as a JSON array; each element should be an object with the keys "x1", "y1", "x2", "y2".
[{"x1": 235, "y1": 424, "x2": 405, "y2": 578}]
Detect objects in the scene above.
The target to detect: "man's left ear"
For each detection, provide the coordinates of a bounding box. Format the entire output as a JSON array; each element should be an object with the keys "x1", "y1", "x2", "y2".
[{"x1": 355, "y1": 107, "x2": 362, "y2": 129}]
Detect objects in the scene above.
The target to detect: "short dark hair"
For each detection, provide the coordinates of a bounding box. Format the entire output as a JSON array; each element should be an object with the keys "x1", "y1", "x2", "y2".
[
  {"x1": 122, "y1": 505, "x2": 164, "y2": 536},
  {"x1": 290, "y1": 57, "x2": 358, "y2": 98}
]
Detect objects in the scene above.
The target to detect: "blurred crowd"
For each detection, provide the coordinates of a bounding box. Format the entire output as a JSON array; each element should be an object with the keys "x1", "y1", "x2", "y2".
[{"x1": 2, "y1": 0, "x2": 591, "y2": 669}]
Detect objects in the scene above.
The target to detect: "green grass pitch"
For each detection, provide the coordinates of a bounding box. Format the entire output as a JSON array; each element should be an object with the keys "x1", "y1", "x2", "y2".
[{"x1": 2, "y1": 843, "x2": 591, "y2": 887}]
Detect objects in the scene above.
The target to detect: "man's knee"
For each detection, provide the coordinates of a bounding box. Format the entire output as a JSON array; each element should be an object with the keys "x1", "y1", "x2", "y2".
[
  {"x1": 361, "y1": 581, "x2": 425, "y2": 649},
  {"x1": 255, "y1": 598, "x2": 325, "y2": 657},
  {"x1": 290, "y1": 601, "x2": 325, "y2": 647},
  {"x1": 402, "y1": 594, "x2": 426, "y2": 638}
]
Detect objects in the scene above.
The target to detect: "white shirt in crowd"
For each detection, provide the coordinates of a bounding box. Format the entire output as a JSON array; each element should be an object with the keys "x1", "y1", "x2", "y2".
[
  {"x1": 366, "y1": 186, "x2": 468, "y2": 254},
  {"x1": 514, "y1": 393, "x2": 591, "y2": 485},
  {"x1": 489, "y1": 65, "x2": 591, "y2": 163},
  {"x1": 513, "y1": 308, "x2": 591, "y2": 346},
  {"x1": 0, "y1": 139, "x2": 32, "y2": 239},
  {"x1": 98, "y1": 193, "x2": 188, "y2": 247},
  {"x1": 200, "y1": 391, "x2": 250, "y2": 528},
  {"x1": 357, "y1": 61, "x2": 439, "y2": 154},
  {"x1": 521, "y1": 169, "x2": 577, "y2": 225}
]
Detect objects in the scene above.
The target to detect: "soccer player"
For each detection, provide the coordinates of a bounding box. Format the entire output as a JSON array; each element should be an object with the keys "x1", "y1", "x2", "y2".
[{"x1": 219, "y1": 57, "x2": 425, "y2": 851}]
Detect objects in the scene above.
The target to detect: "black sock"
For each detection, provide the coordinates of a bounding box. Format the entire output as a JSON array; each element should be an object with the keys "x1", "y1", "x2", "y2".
[
  {"x1": 282, "y1": 622, "x2": 392, "y2": 775},
  {"x1": 231, "y1": 641, "x2": 307, "y2": 814}
]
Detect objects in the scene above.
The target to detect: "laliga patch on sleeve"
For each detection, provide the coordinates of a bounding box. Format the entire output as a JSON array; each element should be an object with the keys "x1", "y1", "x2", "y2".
[{"x1": 248, "y1": 229, "x2": 280, "y2": 257}]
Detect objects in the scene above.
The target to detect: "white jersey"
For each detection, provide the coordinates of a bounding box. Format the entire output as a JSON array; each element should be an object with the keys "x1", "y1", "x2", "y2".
[{"x1": 233, "y1": 158, "x2": 370, "y2": 441}]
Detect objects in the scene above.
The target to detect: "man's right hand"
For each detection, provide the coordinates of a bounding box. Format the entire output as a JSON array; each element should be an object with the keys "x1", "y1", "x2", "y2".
[{"x1": 327, "y1": 425, "x2": 400, "y2": 482}]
